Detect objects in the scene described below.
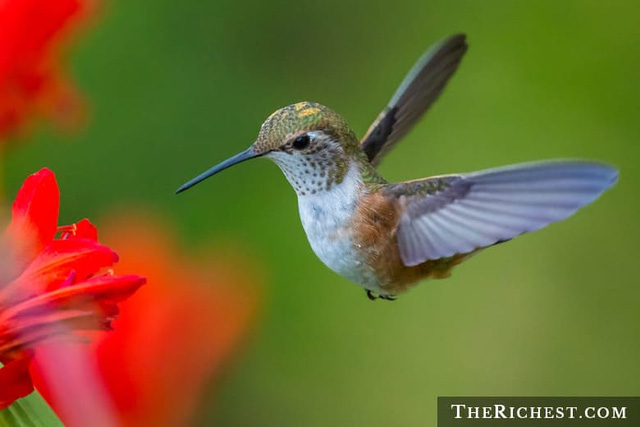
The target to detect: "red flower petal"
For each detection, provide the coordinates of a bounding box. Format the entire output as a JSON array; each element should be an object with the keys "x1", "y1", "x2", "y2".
[
  {"x1": 0, "y1": 0, "x2": 87, "y2": 138},
  {"x1": 73, "y1": 219, "x2": 98, "y2": 241},
  {"x1": 4, "y1": 168, "x2": 59, "y2": 269},
  {"x1": 0, "y1": 357, "x2": 34, "y2": 409},
  {"x1": 29, "y1": 339, "x2": 120, "y2": 426},
  {"x1": 0, "y1": 271, "x2": 144, "y2": 356},
  {"x1": 0, "y1": 0, "x2": 82, "y2": 78},
  {"x1": 0, "y1": 309, "x2": 98, "y2": 356},
  {"x1": 91, "y1": 213, "x2": 261, "y2": 426},
  {"x1": 9, "y1": 238, "x2": 118, "y2": 300},
  {"x1": 5, "y1": 275, "x2": 145, "y2": 321}
]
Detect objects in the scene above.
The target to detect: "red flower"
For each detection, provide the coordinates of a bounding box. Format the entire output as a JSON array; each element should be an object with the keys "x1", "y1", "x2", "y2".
[
  {"x1": 35, "y1": 212, "x2": 261, "y2": 425},
  {"x1": 0, "y1": 168, "x2": 145, "y2": 409},
  {"x1": 0, "y1": 0, "x2": 90, "y2": 141}
]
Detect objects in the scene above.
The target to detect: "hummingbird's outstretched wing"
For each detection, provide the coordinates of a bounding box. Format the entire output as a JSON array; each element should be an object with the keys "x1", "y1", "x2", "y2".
[
  {"x1": 360, "y1": 34, "x2": 467, "y2": 166},
  {"x1": 381, "y1": 161, "x2": 618, "y2": 267}
]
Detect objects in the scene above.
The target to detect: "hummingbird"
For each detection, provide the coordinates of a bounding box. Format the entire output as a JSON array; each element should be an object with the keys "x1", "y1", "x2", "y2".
[{"x1": 176, "y1": 34, "x2": 618, "y2": 300}]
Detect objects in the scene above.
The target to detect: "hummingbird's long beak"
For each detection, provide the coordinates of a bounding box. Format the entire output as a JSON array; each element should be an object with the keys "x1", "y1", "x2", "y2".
[{"x1": 175, "y1": 146, "x2": 259, "y2": 194}]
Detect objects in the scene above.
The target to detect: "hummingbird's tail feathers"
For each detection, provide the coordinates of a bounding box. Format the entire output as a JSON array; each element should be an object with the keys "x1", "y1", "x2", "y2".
[
  {"x1": 360, "y1": 34, "x2": 468, "y2": 166},
  {"x1": 389, "y1": 161, "x2": 618, "y2": 267}
]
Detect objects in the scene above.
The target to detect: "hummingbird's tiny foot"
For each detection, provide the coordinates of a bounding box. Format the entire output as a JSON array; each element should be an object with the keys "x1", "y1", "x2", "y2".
[
  {"x1": 365, "y1": 290, "x2": 397, "y2": 301},
  {"x1": 365, "y1": 289, "x2": 379, "y2": 301}
]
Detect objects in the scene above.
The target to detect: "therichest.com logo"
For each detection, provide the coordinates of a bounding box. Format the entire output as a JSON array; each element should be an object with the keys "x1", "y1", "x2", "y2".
[{"x1": 438, "y1": 397, "x2": 639, "y2": 426}]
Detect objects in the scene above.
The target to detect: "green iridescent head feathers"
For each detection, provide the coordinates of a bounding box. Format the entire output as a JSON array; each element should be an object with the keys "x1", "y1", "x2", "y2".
[{"x1": 253, "y1": 102, "x2": 359, "y2": 154}]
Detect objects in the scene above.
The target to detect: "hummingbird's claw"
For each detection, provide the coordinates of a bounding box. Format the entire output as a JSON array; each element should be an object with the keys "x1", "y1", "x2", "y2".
[
  {"x1": 365, "y1": 289, "x2": 379, "y2": 301},
  {"x1": 365, "y1": 290, "x2": 397, "y2": 301}
]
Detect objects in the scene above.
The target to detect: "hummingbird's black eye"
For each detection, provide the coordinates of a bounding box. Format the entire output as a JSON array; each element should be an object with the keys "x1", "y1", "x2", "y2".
[{"x1": 292, "y1": 134, "x2": 311, "y2": 150}]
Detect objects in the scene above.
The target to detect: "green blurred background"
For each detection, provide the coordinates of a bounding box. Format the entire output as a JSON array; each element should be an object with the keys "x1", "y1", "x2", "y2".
[{"x1": 5, "y1": 0, "x2": 640, "y2": 425}]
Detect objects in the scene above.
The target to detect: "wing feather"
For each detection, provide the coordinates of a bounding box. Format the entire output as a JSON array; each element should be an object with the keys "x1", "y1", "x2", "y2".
[
  {"x1": 360, "y1": 34, "x2": 468, "y2": 166},
  {"x1": 384, "y1": 161, "x2": 618, "y2": 266}
]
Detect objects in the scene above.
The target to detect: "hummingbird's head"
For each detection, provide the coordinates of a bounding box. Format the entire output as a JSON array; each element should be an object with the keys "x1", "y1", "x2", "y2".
[
  {"x1": 253, "y1": 102, "x2": 360, "y2": 195},
  {"x1": 176, "y1": 102, "x2": 362, "y2": 195}
]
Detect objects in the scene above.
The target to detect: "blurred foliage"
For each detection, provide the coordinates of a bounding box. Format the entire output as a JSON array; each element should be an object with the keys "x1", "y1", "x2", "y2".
[
  {"x1": 4, "y1": 0, "x2": 639, "y2": 425},
  {"x1": 0, "y1": 392, "x2": 62, "y2": 427}
]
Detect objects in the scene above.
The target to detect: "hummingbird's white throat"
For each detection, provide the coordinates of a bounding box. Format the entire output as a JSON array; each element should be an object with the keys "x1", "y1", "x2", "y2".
[{"x1": 265, "y1": 131, "x2": 349, "y2": 196}]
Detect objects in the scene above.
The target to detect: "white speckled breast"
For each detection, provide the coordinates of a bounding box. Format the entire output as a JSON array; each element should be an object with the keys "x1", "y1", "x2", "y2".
[{"x1": 296, "y1": 165, "x2": 381, "y2": 291}]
